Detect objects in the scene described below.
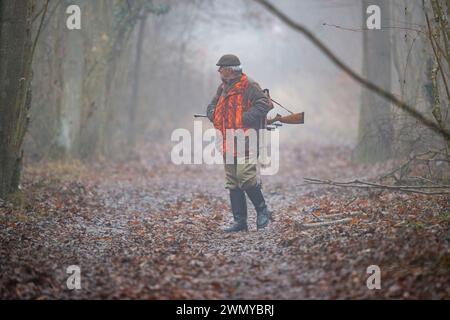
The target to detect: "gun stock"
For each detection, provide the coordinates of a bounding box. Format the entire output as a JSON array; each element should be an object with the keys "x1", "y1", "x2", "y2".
[{"x1": 267, "y1": 112, "x2": 304, "y2": 125}]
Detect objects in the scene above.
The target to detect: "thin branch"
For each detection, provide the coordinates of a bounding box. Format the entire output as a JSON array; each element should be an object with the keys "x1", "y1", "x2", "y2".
[
  {"x1": 401, "y1": 34, "x2": 420, "y2": 96},
  {"x1": 322, "y1": 23, "x2": 425, "y2": 34},
  {"x1": 344, "y1": 196, "x2": 357, "y2": 207},
  {"x1": 41, "y1": 0, "x2": 62, "y2": 34},
  {"x1": 31, "y1": 0, "x2": 49, "y2": 24},
  {"x1": 253, "y1": 0, "x2": 450, "y2": 140},
  {"x1": 31, "y1": 0, "x2": 50, "y2": 62},
  {"x1": 301, "y1": 218, "x2": 353, "y2": 228},
  {"x1": 303, "y1": 177, "x2": 450, "y2": 195},
  {"x1": 305, "y1": 177, "x2": 450, "y2": 189},
  {"x1": 378, "y1": 148, "x2": 449, "y2": 183}
]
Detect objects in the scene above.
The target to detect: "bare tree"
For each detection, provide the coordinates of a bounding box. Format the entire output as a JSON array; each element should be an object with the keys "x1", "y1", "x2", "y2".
[
  {"x1": 0, "y1": 0, "x2": 44, "y2": 198},
  {"x1": 355, "y1": 0, "x2": 394, "y2": 162}
]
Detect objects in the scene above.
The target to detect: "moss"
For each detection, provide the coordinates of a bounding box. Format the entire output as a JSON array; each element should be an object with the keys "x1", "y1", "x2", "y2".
[
  {"x1": 408, "y1": 221, "x2": 425, "y2": 230},
  {"x1": 439, "y1": 211, "x2": 450, "y2": 221}
]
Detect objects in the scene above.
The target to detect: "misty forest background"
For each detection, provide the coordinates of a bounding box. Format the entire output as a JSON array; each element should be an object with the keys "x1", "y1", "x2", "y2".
[{"x1": 0, "y1": 0, "x2": 449, "y2": 299}]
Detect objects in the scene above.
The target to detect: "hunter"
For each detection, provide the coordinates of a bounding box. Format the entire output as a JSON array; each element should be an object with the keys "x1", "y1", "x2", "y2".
[{"x1": 206, "y1": 54, "x2": 273, "y2": 232}]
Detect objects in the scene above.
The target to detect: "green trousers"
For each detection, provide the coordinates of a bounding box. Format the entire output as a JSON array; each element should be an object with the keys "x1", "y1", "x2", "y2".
[{"x1": 223, "y1": 157, "x2": 259, "y2": 190}]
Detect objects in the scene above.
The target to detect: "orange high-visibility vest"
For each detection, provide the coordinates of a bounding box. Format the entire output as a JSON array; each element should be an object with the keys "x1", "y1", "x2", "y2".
[{"x1": 213, "y1": 74, "x2": 251, "y2": 156}]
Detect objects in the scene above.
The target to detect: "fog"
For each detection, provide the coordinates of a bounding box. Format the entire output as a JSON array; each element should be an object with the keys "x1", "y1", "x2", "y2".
[
  {"x1": 2, "y1": 0, "x2": 449, "y2": 300},
  {"x1": 138, "y1": 0, "x2": 363, "y2": 148}
]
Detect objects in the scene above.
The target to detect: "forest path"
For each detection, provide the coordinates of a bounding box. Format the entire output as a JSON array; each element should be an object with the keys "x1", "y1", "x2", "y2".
[{"x1": 1, "y1": 144, "x2": 449, "y2": 299}]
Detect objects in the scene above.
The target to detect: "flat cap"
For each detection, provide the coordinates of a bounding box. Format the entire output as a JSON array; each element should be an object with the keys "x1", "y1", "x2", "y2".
[{"x1": 216, "y1": 54, "x2": 241, "y2": 67}]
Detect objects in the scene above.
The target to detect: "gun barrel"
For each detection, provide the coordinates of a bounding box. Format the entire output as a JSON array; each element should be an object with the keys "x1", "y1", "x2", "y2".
[{"x1": 194, "y1": 114, "x2": 208, "y2": 118}]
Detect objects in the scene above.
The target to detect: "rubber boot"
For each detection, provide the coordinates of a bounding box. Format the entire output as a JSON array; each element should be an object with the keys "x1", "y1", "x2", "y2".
[
  {"x1": 224, "y1": 188, "x2": 248, "y2": 233},
  {"x1": 245, "y1": 185, "x2": 273, "y2": 230}
]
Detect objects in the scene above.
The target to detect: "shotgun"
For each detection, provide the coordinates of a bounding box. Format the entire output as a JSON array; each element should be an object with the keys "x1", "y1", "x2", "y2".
[
  {"x1": 262, "y1": 89, "x2": 305, "y2": 126},
  {"x1": 195, "y1": 88, "x2": 305, "y2": 127},
  {"x1": 267, "y1": 112, "x2": 305, "y2": 125},
  {"x1": 194, "y1": 112, "x2": 305, "y2": 127}
]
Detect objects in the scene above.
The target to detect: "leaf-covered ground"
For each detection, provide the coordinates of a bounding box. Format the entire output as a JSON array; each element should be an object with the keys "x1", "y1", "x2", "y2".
[{"x1": 1, "y1": 143, "x2": 449, "y2": 299}]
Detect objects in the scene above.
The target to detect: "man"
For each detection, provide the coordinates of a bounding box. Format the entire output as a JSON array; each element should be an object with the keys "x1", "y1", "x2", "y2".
[{"x1": 206, "y1": 54, "x2": 273, "y2": 232}]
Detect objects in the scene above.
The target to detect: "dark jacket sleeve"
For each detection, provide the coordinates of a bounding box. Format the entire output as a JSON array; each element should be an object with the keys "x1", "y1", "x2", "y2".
[
  {"x1": 206, "y1": 84, "x2": 223, "y2": 122},
  {"x1": 243, "y1": 82, "x2": 272, "y2": 128}
]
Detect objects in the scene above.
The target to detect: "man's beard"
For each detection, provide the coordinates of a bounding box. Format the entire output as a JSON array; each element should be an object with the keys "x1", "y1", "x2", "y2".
[{"x1": 221, "y1": 73, "x2": 240, "y2": 83}]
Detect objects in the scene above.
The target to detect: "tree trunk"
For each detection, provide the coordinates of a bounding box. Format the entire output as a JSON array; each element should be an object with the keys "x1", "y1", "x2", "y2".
[
  {"x1": 390, "y1": 0, "x2": 430, "y2": 156},
  {"x1": 128, "y1": 15, "x2": 147, "y2": 146},
  {"x1": 355, "y1": 0, "x2": 394, "y2": 162},
  {"x1": 59, "y1": 0, "x2": 84, "y2": 157},
  {"x1": 0, "y1": 0, "x2": 34, "y2": 198}
]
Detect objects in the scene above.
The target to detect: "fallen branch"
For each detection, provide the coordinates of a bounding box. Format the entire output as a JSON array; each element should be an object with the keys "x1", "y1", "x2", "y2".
[
  {"x1": 344, "y1": 196, "x2": 357, "y2": 207},
  {"x1": 301, "y1": 218, "x2": 353, "y2": 228},
  {"x1": 318, "y1": 212, "x2": 363, "y2": 219},
  {"x1": 303, "y1": 178, "x2": 450, "y2": 195}
]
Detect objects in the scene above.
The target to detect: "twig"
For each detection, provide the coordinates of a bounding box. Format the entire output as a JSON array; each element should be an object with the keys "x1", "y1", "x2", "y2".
[
  {"x1": 407, "y1": 176, "x2": 435, "y2": 184},
  {"x1": 304, "y1": 177, "x2": 450, "y2": 189},
  {"x1": 301, "y1": 218, "x2": 353, "y2": 228},
  {"x1": 320, "y1": 212, "x2": 362, "y2": 219},
  {"x1": 378, "y1": 148, "x2": 448, "y2": 183},
  {"x1": 31, "y1": 1, "x2": 49, "y2": 24},
  {"x1": 322, "y1": 23, "x2": 425, "y2": 34},
  {"x1": 31, "y1": 0, "x2": 50, "y2": 62},
  {"x1": 303, "y1": 178, "x2": 450, "y2": 195},
  {"x1": 354, "y1": 179, "x2": 450, "y2": 189},
  {"x1": 344, "y1": 196, "x2": 357, "y2": 207}
]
